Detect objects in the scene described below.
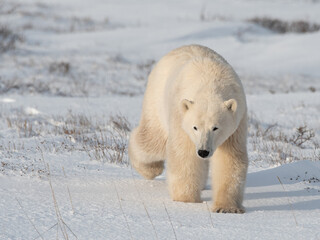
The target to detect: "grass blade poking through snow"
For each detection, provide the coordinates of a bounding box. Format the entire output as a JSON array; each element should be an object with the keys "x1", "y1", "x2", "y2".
[
  {"x1": 62, "y1": 167, "x2": 75, "y2": 214},
  {"x1": 163, "y1": 202, "x2": 177, "y2": 240},
  {"x1": 15, "y1": 198, "x2": 44, "y2": 240},
  {"x1": 33, "y1": 223, "x2": 58, "y2": 240},
  {"x1": 113, "y1": 181, "x2": 133, "y2": 240},
  {"x1": 38, "y1": 147, "x2": 77, "y2": 239},
  {"x1": 130, "y1": 167, "x2": 159, "y2": 240},
  {"x1": 277, "y1": 176, "x2": 298, "y2": 226},
  {"x1": 47, "y1": 163, "x2": 69, "y2": 240}
]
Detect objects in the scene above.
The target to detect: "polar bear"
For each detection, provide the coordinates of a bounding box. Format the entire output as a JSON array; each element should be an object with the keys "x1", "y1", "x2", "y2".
[{"x1": 129, "y1": 45, "x2": 248, "y2": 213}]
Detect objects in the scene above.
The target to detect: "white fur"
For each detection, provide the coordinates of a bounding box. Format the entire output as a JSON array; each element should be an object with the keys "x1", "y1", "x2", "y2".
[{"x1": 129, "y1": 45, "x2": 248, "y2": 213}]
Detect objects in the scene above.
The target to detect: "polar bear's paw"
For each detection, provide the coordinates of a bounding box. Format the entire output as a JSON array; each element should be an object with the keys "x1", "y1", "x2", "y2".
[
  {"x1": 212, "y1": 205, "x2": 245, "y2": 214},
  {"x1": 135, "y1": 161, "x2": 164, "y2": 180}
]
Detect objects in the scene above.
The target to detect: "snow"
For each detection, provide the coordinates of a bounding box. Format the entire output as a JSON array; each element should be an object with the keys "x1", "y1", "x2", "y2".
[
  {"x1": 1, "y1": 0, "x2": 320, "y2": 239},
  {"x1": 1, "y1": 157, "x2": 320, "y2": 239}
]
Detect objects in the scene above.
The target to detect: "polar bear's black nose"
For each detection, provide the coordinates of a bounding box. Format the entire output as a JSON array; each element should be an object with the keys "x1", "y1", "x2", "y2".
[{"x1": 198, "y1": 150, "x2": 210, "y2": 158}]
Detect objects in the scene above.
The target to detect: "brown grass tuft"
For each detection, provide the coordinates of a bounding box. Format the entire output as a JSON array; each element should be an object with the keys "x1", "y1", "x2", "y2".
[
  {"x1": 0, "y1": 25, "x2": 24, "y2": 52},
  {"x1": 249, "y1": 17, "x2": 320, "y2": 33}
]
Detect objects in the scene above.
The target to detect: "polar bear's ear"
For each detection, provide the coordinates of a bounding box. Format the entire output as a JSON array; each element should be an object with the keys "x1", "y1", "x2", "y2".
[
  {"x1": 224, "y1": 99, "x2": 237, "y2": 112},
  {"x1": 181, "y1": 99, "x2": 194, "y2": 112}
]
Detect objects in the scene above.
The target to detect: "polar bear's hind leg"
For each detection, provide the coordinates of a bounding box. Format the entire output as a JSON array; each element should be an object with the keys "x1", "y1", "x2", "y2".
[{"x1": 129, "y1": 120, "x2": 167, "y2": 180}]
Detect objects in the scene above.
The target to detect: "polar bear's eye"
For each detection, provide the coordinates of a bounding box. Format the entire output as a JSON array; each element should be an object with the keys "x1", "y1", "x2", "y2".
[
  {"x1": 193, "y1": 126, "x2": 197, "y2": 131},
  {"x1": 212, "y1": 127, "x2": 218, "y2": 131}
]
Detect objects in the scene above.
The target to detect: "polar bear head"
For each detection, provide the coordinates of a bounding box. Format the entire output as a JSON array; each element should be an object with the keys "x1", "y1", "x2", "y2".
[{"x1": 180, "y1": 97, "x2": 239, "y2": 159}]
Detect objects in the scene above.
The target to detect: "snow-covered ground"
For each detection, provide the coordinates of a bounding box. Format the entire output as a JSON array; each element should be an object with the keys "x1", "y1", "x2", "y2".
[{"x1": 0, "y1": 0, "x2": 320, "y2": 239}]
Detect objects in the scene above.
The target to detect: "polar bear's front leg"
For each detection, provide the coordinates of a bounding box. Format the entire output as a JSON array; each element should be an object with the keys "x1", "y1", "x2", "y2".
[
  {"x1": 211, "y1": 136, "x2": 248, "y2": 213},
  {"x1": 166, "y1": 137, "x2": 204, "y2": 203},
  {"x1": 211, "y1": 115, "x2": 248, "y2": 213}
]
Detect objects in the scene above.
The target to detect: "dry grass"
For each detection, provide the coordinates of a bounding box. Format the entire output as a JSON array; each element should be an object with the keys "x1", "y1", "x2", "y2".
[
  {"x1": 0, "y1": 55, "x2": 145, "y2": 97},
  {"x1": 249, "y1": 17, "x2": 320, "y2": 34},
  {"x1": 12, "y1": 0, "x2": 110, "y2": 33},
  {"x1": 291, "y1": 126, "x2": 315, "y2": 147},
  {"x1": 49, "y1": 62, "x2": 71, "y2": 75},
  {"x1": 4, "y1": 110, "x2": 131, "y2": 165},
  {"x1": 134, "y1": 59, "x2": 156, "y2": 84},
  {"x1": 0, "y1": 0, "x2": 140, "y2": 98},
  {"x1": 0, "y1": 25, "x2": 23, "y2": 52},
  {"x1": 0, "y1": 1, "x2": 23, "y2": 52},
  {"x1": 110, "y1": 114, "x2": 131, "y2": 132},
  {"x1": 83, "y1": 115, "x2": 131, "y2": 165},
  {"x1": 3, "y1": 107, "x2": 319, "y2": 170},
  {"x1": 248, "y1": 114, "x2": 318, "y2": 166},
  {"x1": 84, "y1": 127, "x2": 129, "y2": 165},
  {"x1": 0, "y1": 140, "x2": 48, "y2": 177},
  {"x1": 19, "y1": 14, "x2": 110, "y2": 33},
  {"x1": 0, "y1": 78, "x2": 51, "y2": 95}
]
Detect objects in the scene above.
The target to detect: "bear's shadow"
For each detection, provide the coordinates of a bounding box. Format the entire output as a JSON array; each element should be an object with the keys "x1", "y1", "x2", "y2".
[
  {"x1": 139, "y1": 164, "x2": 320, "y2": 212},
  {"x1": 200, "y1": 171, "x2": 320, "y2": 212}
]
